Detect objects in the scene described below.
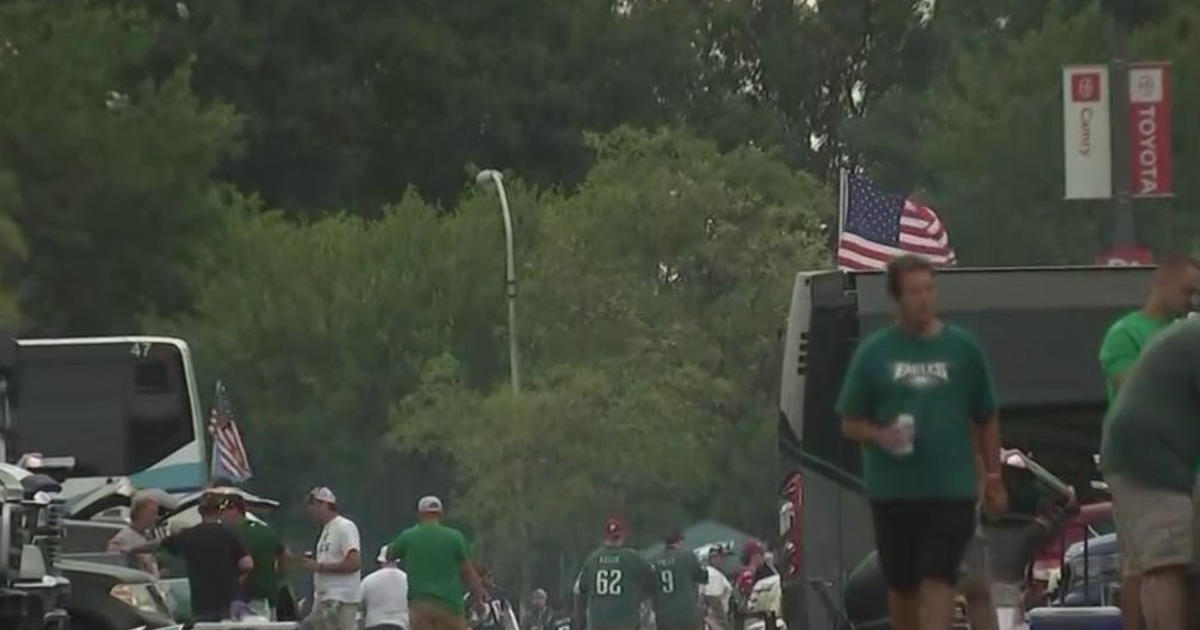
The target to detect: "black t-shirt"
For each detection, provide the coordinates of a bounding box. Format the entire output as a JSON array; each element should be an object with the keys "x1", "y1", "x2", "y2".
[{"x1": 162, "y1": 522, "x2": 247, "y2": 618}]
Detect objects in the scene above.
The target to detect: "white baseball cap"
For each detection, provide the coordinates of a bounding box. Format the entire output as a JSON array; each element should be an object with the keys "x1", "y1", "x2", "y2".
[
  {"x1": 308, "y1": 487, "x2": 338, "y2": 505},
  {"x1": 418, "y1": 495, "x2": 443, "y2": 513}
]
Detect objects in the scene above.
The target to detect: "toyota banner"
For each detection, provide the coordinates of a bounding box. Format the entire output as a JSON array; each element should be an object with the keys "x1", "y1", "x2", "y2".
[{"x1": 1128, "y1": 61, "x2": 1173, "y2": 198}]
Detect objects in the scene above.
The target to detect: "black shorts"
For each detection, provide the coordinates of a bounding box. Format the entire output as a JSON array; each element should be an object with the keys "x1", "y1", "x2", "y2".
[{"x1": 870, "y1": 498, "x2": 976, "y2": 592}]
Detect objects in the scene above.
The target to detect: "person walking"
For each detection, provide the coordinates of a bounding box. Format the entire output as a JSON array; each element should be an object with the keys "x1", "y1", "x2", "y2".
[
  {"x1": 298, "y1": 487, "x2": 362, "y2": 630},
  {"x1": 650, "y1": 531, "x2": 707, "y2": 630},
  {"x1": 107, "y1": 490, "x2": 161, "y2": 577},
  {"x1": 1098, "y1": 256, "x2": 1200, "y2": 630},
  {"x1": 219, "y1": 493, "x2": 286, "y2": 619},
  {"x1": 574, "y1": 517, "x2": 654, "y2": 630},
  {"x1": 129, "y1": 492, "x2": 253, "y2": 622},
  {"x1": 1101, "y1": 314, "x2": 1200, "y2": 630},
  {"x1": 837, "y1": 255, "x2": 1005, "y2": 630},
  {"x1": 361, "y1": 545, "x2": 410, "y2": 630},
  {"x1": 388, "y1": 496, "x2": 486, "y2": 630}
]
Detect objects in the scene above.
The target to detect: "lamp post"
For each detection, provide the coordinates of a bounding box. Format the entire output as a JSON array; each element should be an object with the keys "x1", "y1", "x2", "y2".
[{"x1": 475, "y1": 169, "x2": 520, "y2": 395}]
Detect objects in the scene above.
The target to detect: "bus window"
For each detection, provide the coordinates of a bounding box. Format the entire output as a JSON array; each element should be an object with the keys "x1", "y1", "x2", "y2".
[{"x1": 14, "y1": 340, "x2": 196, "y2": 479}]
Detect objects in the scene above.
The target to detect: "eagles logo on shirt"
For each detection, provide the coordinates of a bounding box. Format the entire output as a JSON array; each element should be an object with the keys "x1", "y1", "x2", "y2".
[{"x1": 891, "y1": 361, "x2": 950, "y2": 387}]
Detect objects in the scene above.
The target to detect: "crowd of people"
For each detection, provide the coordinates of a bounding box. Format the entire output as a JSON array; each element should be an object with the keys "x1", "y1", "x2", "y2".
[{"x1": 105, "y1": 473, "x2": 771, "y2": 630}]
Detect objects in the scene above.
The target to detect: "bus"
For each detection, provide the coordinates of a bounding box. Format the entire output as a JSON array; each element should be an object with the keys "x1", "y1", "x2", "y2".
[
  {"x1": 12, "y1": 336, "x2": 206, "y2": 499},
  {"x1": 777, "y1": 266, "x2": 1154, "y2": 629}
]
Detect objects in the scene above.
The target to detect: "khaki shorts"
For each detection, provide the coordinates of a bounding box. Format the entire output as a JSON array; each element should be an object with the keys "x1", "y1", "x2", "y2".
[
  {"x1": 411, "y1": 601, "x2": 469, "y2": 630},
  {"x1": 302, "y1": 599, "x2": 358, "y2": 630},
  {"x1": 1107, "y1": 474, "x2": 1195, "y2": 577}
]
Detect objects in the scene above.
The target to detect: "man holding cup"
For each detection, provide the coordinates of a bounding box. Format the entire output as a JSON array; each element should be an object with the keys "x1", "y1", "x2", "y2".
[{"x1": 838, "y1": 255, "x2": 1006, "y2": 630}]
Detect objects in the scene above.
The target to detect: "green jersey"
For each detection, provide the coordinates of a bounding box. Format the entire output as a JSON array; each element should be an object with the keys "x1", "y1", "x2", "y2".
[
  {"x1": 836, "y1": 324, "x2": 997, "y2": 499},
  {"x1": 1101, "y1": 317, "x2": 1200, "y2": 494},
  {"x1": 1099, "y1": 310, "x2": 1169, "y2": 403},
  {"x1": 389, "y1": 522, "x2": 470, "y2": 615},
  {"x1": 575, "y1": 545, "x2": 653, "y2": 630},
  {"x1": 650, "y1": 547, "x2": 707, "y2": 630},
  {"x1": 233, "y1": 519, "x2": 284, "y2": 600}
]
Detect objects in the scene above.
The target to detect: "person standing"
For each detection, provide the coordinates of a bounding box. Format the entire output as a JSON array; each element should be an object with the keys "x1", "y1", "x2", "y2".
[
  {"x1": 651, "y1": 531, "x2": 707, "y2": 630},
  {"x1": 837, "y1": 255, "x2": 1006, "y2": 630},
  {"x1": 522, "y1": 589, "x2": 554, "y2": 630},
  {"x1": 574, "y1": 517, "x2": 654, "y2": 630},
  {"x1": 1098, "y1": 256, "x2": 1200, "y2": 630},
  {"x1": 219, "y1": 493, "x2": 286, "y2": 619},
  {"x1": 699, "y1": 550, "x2": 732, "y2": 630},
  {"x1": 107, "y1": 491, "x2": 161, "y2": 577},
  {"x1": 1101, "y1": 314, "x2": 1200, "y2": 630},
  {"x1": 361, "y1": 545, "x2": 410, "y2": 630},
  {"x1": 129, "y1": 492, "x2": 253, "y2": 622},
  {"x1": 388, "y1": 496, "x2": 486, "y2": 630},
  {"x1": 298, "y1": 487, "x2": 362, "y2": 630}
]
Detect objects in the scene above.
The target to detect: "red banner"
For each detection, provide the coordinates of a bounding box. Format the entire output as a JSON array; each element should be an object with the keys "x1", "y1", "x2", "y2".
[{"x1": 1128, "y1": 62, "x2": 1173, "y2": 197}]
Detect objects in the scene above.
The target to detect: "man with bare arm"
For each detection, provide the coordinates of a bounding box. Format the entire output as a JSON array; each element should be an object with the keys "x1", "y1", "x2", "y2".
[
  {"x1": 837, "y1": 255, "x2": 1006, "y2": 630},
  {"x1": 1098, "y1": 256, "x2": 1200, "y2": 630}
]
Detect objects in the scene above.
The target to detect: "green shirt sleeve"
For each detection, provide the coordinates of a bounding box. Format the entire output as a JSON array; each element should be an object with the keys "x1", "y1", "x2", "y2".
[
  {"x1": 836, "y1": 342, "x2": 876, "y2": 419},
  {"x1": 1099, "y1": 323, "x2": 1139, "y2": 382},
  {"x1": 967, "y1": 335, "x2": 998, "y2": 422},
  {"x1": 454, "y1": 531, "x2": 468, "y2": 563},
  {"x1": 691, "y1": 554, "x2": 708, "y2": 585},
  {"x1": 387, "y1": 531, "x2": 408, "y2": 562}
]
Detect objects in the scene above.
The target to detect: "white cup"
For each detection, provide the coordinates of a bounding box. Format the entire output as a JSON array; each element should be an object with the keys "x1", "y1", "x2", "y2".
[{"x1": 893, "y1": 414, "x2": 915, "y2": 456}]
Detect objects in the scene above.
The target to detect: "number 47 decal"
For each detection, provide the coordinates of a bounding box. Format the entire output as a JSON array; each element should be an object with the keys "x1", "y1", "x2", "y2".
[{"x1": 129, "y1": 342, "x2": 151, "y2": 357}]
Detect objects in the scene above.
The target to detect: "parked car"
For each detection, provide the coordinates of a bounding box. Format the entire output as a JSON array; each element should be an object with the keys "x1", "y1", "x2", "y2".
[{"x1": 58, "y1": 557, "x2": 174, "y2": 630}]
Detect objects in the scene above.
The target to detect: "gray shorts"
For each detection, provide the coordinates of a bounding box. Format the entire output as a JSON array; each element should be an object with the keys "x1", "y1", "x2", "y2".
[{"x1": 1107, "y1": 473, "x2": 1196, "y2": 576}]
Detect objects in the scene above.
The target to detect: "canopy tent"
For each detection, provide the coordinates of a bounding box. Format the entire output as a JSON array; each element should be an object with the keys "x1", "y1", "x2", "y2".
[{"x1": 641, "y1": 520, "x2": 761, "y2": 574}]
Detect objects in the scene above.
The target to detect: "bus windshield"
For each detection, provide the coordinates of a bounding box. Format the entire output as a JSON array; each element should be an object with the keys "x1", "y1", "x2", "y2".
[{"x1": 13, "y1": 337, "x2": 204, "y2": 491}]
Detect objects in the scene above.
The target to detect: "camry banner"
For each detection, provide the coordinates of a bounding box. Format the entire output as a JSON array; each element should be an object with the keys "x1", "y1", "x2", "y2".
[
  {"x1": 1063, "y1": 65, "x2": 1112, "y2": 200},
  {"x1": 1128, "y1": 61, "x2": 1173, "y2": 198}
]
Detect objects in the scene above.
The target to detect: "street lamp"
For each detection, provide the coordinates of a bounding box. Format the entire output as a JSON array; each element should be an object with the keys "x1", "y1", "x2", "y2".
[{"x1": 475, "y1": 169, "x2": 521, "y2": 395}]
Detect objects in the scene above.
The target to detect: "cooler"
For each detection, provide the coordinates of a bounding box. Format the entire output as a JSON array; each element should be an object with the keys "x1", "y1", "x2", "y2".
[{"x1": 1028, "y1": 607, "x2": 1122, "y2": 630}]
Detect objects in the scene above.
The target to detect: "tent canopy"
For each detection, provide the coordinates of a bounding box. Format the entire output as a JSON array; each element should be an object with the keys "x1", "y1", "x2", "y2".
[{"x1": 641, "y1": 520, "x2": 761, "y2": 573}]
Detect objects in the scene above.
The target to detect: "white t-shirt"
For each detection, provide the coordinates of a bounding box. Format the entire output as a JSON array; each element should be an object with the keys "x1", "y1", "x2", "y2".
[
  {"x1": 360, "y1": 566, "x2": 410, "y2": 628},
  {"x1": 701, "y1": 566, "x2": 732, "y2": 606},
  {"x1": 314, "y1": 515, "x2": 362, "y2": 602},
  {"x1": 107, "y1": 527, "x2": 159, "y2": 578}
]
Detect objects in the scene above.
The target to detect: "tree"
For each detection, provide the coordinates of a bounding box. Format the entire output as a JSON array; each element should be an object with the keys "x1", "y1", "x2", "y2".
[
  {"x1": 0, "y1": 1, "x2": 240, "y2": 333},
  {"x1": 904, "y1": 2, "x2": 1200, "y2": 265},
  {"x1": 392, "y1": 127, "x2": 831, "y2": 593}
]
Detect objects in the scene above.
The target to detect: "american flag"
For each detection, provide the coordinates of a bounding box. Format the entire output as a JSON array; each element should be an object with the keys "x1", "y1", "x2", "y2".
[
  {"x1": 835, "y1": 172, "x2": 957, "y2": 271},
  {"x1": 208, "y1": 381, "x2": 253, "y2": 482}
]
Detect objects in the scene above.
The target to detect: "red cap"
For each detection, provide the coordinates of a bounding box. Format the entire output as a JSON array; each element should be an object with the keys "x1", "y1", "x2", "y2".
[{"x1": 742, "y1": 540, "x2": 764, "y2": 563}]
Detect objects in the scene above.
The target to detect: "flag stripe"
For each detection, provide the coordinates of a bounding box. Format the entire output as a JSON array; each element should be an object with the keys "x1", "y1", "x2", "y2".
[
  {"x1": 836, "y1": 175, "x2": 956, "y2": 271},
  {"x1": 209, "y1": 381, "x2": 252, "y2": 482}
]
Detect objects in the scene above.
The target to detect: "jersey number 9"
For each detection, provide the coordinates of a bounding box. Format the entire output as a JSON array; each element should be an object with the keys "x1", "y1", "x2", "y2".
[
  {"x1": 659, "y1": 570, "x2": 675, "y2": 594},
  {"x1": 596, "y1": 569, "x2": 624, "y2": 596}
]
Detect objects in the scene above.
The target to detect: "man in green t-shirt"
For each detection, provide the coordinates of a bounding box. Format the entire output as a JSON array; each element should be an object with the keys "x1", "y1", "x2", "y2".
[
  {"x1": 1097, "y1": 256, "x2": 1199, "y2": 630},
  {"x1": 1101, "y1": 316, "x2": 1200, "y2": 630},
  {"x1": 574, "y1": 517, "x2": 654, "y2": 630},
  {"x1": 388, "y1": 496, "x2": 485, "y2": 630},
  {"x1": 219, "y1": 493, "x2": 286, "y2": 620},
  {"x1": 837, "y1": 255, "x2": 1005, "y2": 630},
  {"x1": 1099, "y1": 257, "x2": 1200, "y2": 402},
  {"x1": 650, "y1": 531, "x2": 707, "y2": 630}
]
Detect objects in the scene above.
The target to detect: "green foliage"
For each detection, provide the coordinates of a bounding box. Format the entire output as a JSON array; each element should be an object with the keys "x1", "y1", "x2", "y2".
[
  {"x1": 0, "y1": 1, "x2": 240, "y2": 333},
  {"x1": 166, "y1": 128, "x2": 829, "y2": 591}
]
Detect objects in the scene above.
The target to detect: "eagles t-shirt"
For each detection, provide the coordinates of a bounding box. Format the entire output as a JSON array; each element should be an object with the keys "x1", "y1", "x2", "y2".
[
  {"x1": 836, "y1": 323, "x2": 997, "y2": 500},
  {"x1": 574, "y1": 544, "x2": 653, "y2": 630}
]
